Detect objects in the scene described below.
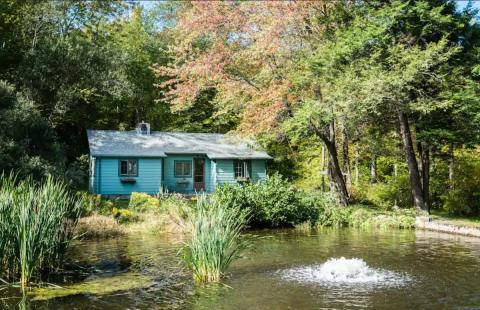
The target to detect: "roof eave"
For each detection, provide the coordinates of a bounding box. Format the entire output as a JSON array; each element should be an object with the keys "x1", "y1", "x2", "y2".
[
  {"x1": 207, "y1": 155, "x2": 272, "y2": 160},
  {"x1": 91, "y1": 153, "x2": 167, "y2": 158}
]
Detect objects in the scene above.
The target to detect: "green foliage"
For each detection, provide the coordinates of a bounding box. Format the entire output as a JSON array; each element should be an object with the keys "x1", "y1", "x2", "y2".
[
  {"x1": 0, "y1": 174, "x2": 82, "y2": 287},
  {"x1": 112, "y1": 208, "x2": 137, "y2": 224},
  {"x1": 317, "y1": 204, "x2": 416, "y2": 229},
  {"x1": 359, "y1": 174, "x2": 413, "y2": 210},
  {"x1": 129, "y1": 192, "x2": 160, "y2": 212},
  {"x1": 1, "y1": 0, "x2": 480, "y2": 217},
  {"x1": 213, "y1": 174, "x2": 325, "y2": 228},
  {"x1": 77, "y1": 192, "x2": 102, "y2": 216},
  {"x1": 182, "y1": 194, "x2": 250, "y2": 283},
  {"x1": 0, "y1": 80, "x2": 62, "y2": 179},
  {"x1": 443, "y1": 154, "x2": 480, "y2": 215},
  {"x1": 76, "y1": 192, "x2": 118, "y2": 216},
  {"x1": 64, "y1": 155, "x2": 90, "y2": 190},
  {"x1": 159, "y1": 193, "x2": 191, "y2": 210}
]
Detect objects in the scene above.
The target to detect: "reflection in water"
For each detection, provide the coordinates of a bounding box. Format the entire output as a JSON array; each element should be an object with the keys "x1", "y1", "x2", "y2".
[{"x1": 1, "y1": 228, "x2": 480, "y2": 309}]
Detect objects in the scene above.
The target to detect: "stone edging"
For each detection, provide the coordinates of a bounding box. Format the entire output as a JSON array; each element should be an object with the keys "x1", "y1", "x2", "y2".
[{"x1": 415, "y1": 216, "x2": 480, "y2": 238}]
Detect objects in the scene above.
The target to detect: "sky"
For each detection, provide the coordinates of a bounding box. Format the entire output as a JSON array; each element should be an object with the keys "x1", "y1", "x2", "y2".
[
  {"x1": 456, "y1": 0, "x2": 480, "y2": 11},
  {"x1": 137, "y1": 1, "x2": 158, "y2": 11}
]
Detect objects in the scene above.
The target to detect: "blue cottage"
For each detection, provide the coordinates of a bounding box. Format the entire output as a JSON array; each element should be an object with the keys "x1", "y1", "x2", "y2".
[{"x1": 87, "y1": 123, "x2": 271, "y2": 195}]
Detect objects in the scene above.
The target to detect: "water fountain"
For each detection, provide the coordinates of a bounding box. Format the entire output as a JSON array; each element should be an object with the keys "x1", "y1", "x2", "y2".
[{"x1": 280, "y1": 257, "x2": 410, "y2": 287}]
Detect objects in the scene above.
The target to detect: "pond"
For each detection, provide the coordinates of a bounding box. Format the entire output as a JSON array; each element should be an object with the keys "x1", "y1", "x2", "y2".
[{"x1": 3, "y1": 228, "x2": 480, "y2": 309}]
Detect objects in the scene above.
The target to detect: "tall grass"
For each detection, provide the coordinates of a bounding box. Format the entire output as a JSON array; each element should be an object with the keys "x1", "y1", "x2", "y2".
[
  {"x1": 0, "y1": 174, "x2": 81, "y2": 288},
  {"x1": 182, "y1": 195, "x2": 250, "y2": 283}
]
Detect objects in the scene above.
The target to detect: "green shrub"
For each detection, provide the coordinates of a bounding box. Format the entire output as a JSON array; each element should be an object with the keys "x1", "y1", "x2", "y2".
[
  {"x1": 443, "y1": 155, "x2": 480, "y2": 216},
  {"x1": 182, "y1": 194, "x2": 250, "y2": 283},
  {"x1": 159, "y1": 193, "x2": 191, "y2": 210},
  {"x1": 317, "y1": 204, "x2": 416, "y2": 229},
  {"x1": 76, "y1": 192, "x2": 102, "y2": 216},
  {"x1": 359, "y1": 173, "x2": 413, "y2": 210},
  {"x1": 112, "y1": 208, "x2": 138, "y2": 223},
  {"x1": 76, "y1": 192, "x2": 118, "y2": 216},
  {"x1": 213, "y1": 174, "x2": 324, "y2": 228},
  {"x1": 129, "y1": 192, "x2": 160, "y2": 212},
  {"x1": 317, "y1": 205, "x2": 354, "y2": 227}
]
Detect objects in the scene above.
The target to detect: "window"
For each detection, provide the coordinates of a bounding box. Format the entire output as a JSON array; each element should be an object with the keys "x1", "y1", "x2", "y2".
[
  {"x1": 174, "y1": 160, "x2": 192, "y2": 177},
  {"x1": 234, "y1": 160, "x2": 250, "y2": 179},
  {"x1": 119, "y1": 159, "x2": 138, "y2": 176}
]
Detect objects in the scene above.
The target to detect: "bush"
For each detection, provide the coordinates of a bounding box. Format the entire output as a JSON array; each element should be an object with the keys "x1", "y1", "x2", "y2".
[
  {"x1": 129, "y1": 192, "x2": 160, "y2": 212},
  {"x1": 159, "y1": 193, "x2": 191, "y2": 210},
  {"x1": 182, "y1": 194, "x2": 250, "y2": 283},
  {"x1": 64, "y1": 154, "x2": 89, "y2": 190},
  {"x1": 443, "y1": 155, "x2": 480, "y2": 216},
  {"x1": 213, "y1": 174, "x2": 324, "y2": 228},
  {"x1": 318, "y1": 204, "x2": 354, "y2": 227},
  {"x1": 76, "y1": 192, "x2": 101, "y2": 216},
  {"x1": 317, "y1": 204, "x2": 416, "y2": 229},
  {"x1": 357, "y1": 173, "x2": 413, "y2": 210},
  {"x1": 112, "y1": 208, "x2": 138, "y2": 223}
]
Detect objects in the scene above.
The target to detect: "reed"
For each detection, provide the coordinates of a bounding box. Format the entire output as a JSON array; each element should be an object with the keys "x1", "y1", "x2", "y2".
[
  {"x1": 0, "y1": 174, "x2": 81, "y2": 288},
  {"x1": 182, "y1": 194, "x2": 250, "y2": 283}
]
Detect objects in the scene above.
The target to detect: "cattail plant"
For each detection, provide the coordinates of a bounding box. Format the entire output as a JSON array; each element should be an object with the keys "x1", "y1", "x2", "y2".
[
  {"x1": 182, "y1": 194, "x2": 250, "y2": 283},
  {"x1": 0, "y1": 174, "x2": 81, "y2": 289}
]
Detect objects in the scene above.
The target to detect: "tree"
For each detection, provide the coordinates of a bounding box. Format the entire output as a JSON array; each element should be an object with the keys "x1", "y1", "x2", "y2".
[
  {"x1": 305, "y1": 0, "x2": 480, "y2": 211},
  {"x1": 153, "y1": 1, "x2": 355, "y2": 204}
]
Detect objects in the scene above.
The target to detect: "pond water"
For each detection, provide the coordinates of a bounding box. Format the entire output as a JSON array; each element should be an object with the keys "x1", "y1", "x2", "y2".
[{"x1": 3, "y1": 228, "x2": 480, "y2": 309}]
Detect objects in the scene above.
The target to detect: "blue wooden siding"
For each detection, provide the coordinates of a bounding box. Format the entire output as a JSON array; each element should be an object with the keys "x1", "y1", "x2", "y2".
[
  {"x1": 204, "y1": 159, "x2": 215, "y2": 193},
  {"x1": 251, "y1": 160, "x2": 267, "y2": 182},
  {"x1": 163, "y1": 155, "x2": 214, "y2": 194},
  {"x1": 215, "y1": 159, "x2": 267, "y2": 186},
  {"x1": 215, "y1": 159, "x2": 237, "y2": 185},
  {"x1": 92, "y1": 156, "x2": 267, "y2": 195},
  {"x1": 207, "y1": 160, "x2": 216, "y2": 192},
  {"x1": 96, "y1": 158, "x2": 162, "y2": 195}
]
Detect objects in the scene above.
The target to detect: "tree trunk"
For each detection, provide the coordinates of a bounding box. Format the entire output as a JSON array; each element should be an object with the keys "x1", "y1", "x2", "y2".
[
  {"x1": 422, "y1": 143, "x2": 430, "y2": 213},
  {"x1": 310, "y1": 120, "x2": 349, "y2": 206},
  {"x1": 327, "y1": 157, "x2": 333, "y2": 192},
  {"x1": 370, "y1": 155, "x2": 377, "y2": 184},
  {"x1": 418, "y1": 141, "x2": 430, "y2": 213},
  {"x1": 397, "y1": 110, "x2": 426, "y2": 212},
  {"x1": 393, "y1": 163, "x2": 398, "y2": 181},
  {"x1": 448, "y1": 143, "x2": 454, "y2": 188},
  {"x1": 325, "y1": 138, "x2": 349, "y2": 205},
  {"x1": 342, "y1": 128, "x2": 352, "y2": 186},
  {"x1": 355, "y1": 151, "x2": 359, "y2": 187},
  {"x1": 321, "y1": 143, "x2": 326, "y2": 192},
  {"x1": 310, "y1": 86, "x2": 349, "y2": 205}
]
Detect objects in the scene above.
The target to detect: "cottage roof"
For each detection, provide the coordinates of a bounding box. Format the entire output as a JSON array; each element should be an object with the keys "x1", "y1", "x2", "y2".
[{"x1": 87, "y1": 130, "x2": 271, "y2": 159}]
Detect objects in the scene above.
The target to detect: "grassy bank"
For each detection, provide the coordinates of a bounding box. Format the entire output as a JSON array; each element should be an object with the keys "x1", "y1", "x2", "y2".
[
  {"x1": 430, "y1": 209, "x2": 480, "y2": 229},
  {"x1": 74, "y1": 192, "x2": 193, "y2": 239},
  {"x1": 75, "y1": 176, "x2": 418, "y2": 240},
  {"x1": 317, "y1": 205, "x2": 417, "y2": 229}
]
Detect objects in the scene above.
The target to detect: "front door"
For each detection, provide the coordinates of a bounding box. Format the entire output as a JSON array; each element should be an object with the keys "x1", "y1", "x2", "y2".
[{"x1": 194, "y1": 158, "x2": 205, "y2": 191}]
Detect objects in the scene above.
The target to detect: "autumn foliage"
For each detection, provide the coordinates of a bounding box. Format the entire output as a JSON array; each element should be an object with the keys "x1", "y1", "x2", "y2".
[{"x1": 154, "y1": 1, "x2": 331, "y2": 135}]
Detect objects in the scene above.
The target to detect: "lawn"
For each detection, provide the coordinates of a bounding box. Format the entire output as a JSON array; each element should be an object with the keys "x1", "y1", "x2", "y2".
[{"x1": 430, "y1": 209, "x2": 480, "y2": 228}]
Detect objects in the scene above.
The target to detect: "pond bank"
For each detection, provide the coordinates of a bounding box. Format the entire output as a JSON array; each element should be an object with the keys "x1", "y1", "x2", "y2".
[{"x1": 416, "y1": 216, "x2": 480, "y2": 237}]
